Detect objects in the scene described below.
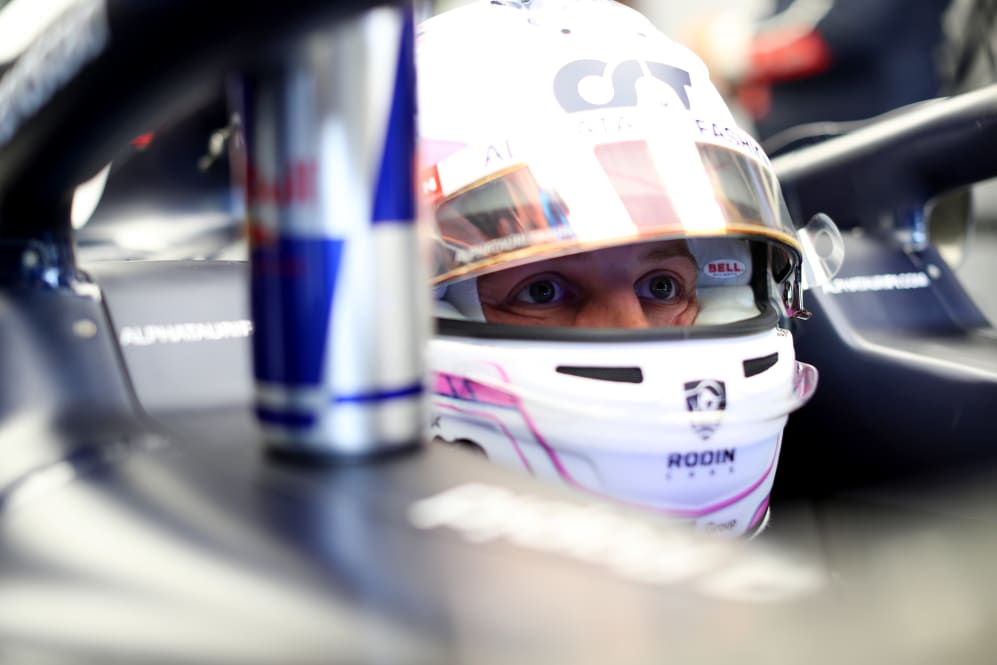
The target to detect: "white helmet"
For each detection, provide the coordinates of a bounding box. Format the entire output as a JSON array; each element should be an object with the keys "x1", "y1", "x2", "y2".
[{"x1": 418, "y1": 0, "x2": 836, "y2": 537}]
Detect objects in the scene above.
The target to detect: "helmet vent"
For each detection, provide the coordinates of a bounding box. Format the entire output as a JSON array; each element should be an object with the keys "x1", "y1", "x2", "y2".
[
  {"x1": 556, "y1": 366, "x2": 643, "y2": 383},
  {"x1": 742, "y1": 352, "x2": 779, "y2": 378}
]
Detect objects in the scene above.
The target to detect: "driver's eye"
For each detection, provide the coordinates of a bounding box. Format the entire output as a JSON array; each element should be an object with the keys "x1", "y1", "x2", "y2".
[
  {"x1": 513, "y1": 277, "x2": 566, "y2": 305},
  {"x1": 635, "y1": 272, "x2": 681, "y2": 302}
]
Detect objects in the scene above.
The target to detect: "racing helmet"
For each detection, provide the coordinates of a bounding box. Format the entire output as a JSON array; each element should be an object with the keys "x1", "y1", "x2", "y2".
[{"x1": 417, "y1": 0, "x2": 839, "y2": 537}]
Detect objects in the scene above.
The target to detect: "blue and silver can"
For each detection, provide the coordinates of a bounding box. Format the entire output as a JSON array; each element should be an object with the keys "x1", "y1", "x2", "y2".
[{"x1": 239, "y1": 5, "x2": 427, "y2": 457}]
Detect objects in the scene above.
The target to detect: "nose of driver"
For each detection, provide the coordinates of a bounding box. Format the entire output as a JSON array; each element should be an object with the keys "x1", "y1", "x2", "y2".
[{"x1": 574, "y1": 290, "x2": 651, "y2": 328}]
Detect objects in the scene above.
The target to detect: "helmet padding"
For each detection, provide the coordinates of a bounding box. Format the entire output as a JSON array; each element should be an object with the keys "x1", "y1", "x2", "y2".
[
  {"x1": 688, "y1": 238, "x2": 759, "y2": 324},
  {"x1": 435, "y1": 278, "x2": 485, "y2": 320}
]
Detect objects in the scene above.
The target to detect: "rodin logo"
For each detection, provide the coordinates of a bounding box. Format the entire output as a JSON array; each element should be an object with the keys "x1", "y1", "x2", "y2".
[
  {"x1": 553, "y1": 59, "x2": 692, "y2": 113},
  {"x1": 667, "y1": 448, "x2": 735, "y2": 469},
  {"x1": 684, "y1": 379, "x2": 726, "y2": 439}
]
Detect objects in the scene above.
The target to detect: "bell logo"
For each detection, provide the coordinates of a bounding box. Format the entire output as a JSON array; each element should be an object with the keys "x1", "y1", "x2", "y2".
[{"x1": 703, "y1": 259, "x2": 746, "y2": 280}]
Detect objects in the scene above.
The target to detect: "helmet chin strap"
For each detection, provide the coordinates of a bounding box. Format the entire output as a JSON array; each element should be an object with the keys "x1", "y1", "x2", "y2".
[{"x1": 436, "y1": 278, "x2": 485, "y2": 321}]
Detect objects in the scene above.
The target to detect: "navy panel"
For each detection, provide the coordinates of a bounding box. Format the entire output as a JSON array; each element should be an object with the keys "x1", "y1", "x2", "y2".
[{"x1": 816, "y1": 233, "x2": 989, "y2": 333}]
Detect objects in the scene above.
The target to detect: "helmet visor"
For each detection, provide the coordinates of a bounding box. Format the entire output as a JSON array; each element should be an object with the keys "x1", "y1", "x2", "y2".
[{"x1": 426, "y1": 124, "x2": 800, "y2": 286}]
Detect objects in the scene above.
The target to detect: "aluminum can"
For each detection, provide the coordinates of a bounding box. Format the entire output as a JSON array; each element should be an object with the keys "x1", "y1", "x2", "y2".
[{"x1": 239, "y1": 5, "x2": 427, "y2": 457}]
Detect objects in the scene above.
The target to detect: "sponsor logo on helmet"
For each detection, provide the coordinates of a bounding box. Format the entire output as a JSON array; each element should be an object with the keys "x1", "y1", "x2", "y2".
[
  {"x1": 553, "y1": 59, "x2": 691, "y2": 113},
  {"x1": 421, "y1": 166, "x2": 442, "y2": 200},
  {"x1": 667, "y1": 448, "x2": 735, "y2": 469},
  {"x1": 704, "y1": 519, "x2": 738, "y2": 533},
  {"x1": 702, "y1": 259, "x2": 746, "y2": 280},
  {"x1": 693, "y1": 119, "x2": 770, "y2": 165},
  {"x1": 684, "y1": 379, "x2": 726, "y2": 439}
]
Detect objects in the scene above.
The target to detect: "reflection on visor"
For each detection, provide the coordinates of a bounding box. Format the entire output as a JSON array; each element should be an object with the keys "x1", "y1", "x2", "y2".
[
  {"x1": 431, "y1": 142, "x2": 801, "y2": 285},
  {"x1": 436, "y1": 166, "x2": 572, "y2": 270},
  {"x1": 593, "y1": 140, "x2": 681, "y2": 230}
]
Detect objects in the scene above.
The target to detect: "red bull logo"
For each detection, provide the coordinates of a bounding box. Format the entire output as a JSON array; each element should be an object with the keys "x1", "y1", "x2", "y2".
[{"x1": 246, "y1": 160, "x2": 317, "y2": 206}]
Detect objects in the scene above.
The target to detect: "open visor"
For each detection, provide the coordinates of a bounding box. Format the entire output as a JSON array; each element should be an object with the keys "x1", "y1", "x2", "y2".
[{"x1": 427, "y1": 134, "x2": 802, "y2": 286}]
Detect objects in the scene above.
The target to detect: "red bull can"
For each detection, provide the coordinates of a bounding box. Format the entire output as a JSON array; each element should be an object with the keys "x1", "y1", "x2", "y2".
[{"x1": 238, "y1": 5, "x2": 427, "y2": 457}]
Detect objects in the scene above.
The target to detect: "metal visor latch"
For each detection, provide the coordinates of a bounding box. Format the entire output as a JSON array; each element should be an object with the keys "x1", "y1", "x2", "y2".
[{"x1": 785, "y1": 264, "x2": 813, "y2": 320}]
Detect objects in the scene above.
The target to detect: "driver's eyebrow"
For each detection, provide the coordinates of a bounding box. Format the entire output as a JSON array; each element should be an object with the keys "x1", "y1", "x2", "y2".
[{"x1": 639, "y1": 245, "x2": 695, "y2": 264}]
